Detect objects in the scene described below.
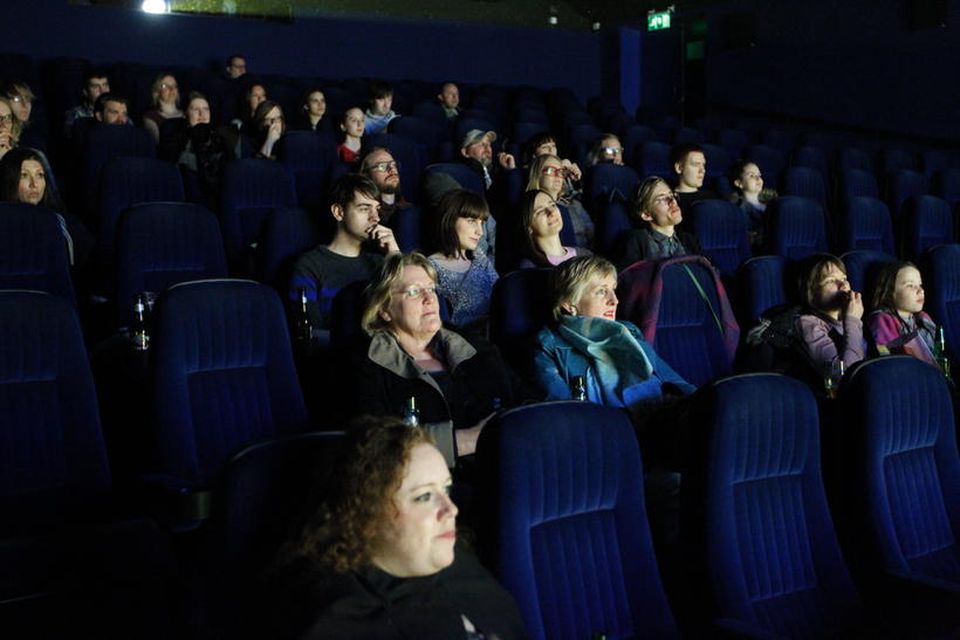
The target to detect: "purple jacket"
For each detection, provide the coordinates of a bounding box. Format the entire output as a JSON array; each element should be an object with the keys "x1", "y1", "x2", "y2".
[{"x1": 796, "y1": 311, "x2": 866, "y2": 372}]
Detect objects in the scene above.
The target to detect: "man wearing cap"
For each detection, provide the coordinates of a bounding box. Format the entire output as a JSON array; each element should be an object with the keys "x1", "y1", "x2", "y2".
[{"x1": 460, "y1": 128, "x2": 516, "y2": 189}]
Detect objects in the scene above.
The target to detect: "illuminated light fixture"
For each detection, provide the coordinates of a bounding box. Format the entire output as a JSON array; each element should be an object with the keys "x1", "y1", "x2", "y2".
[{"x1": 141, "y1": 0, "x2": 169, "y2": 14}]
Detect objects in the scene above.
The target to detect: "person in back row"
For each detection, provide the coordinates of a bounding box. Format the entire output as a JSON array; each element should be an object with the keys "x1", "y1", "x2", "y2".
[
  {"x1": 290, "y1": 174, "x2": 399, "y2": 335},
  {"x1": 615, "y1": 176, "x2": 701, "y2": 270},
  {"x1": 63, "y1": 69, "x2": 110, "y2": 137},
  {"x1": 364, "y1": 80, "x2": 399, "y2": 135},
  {"x1": 671, "y1": 143, "x2": 716, "y2": 213},
  {"x1": 359, "y1": 146, "x2": 410, "y2": 225},
  {"x1": 437, "y1": 81, "x2": 460, "y2": 120}
]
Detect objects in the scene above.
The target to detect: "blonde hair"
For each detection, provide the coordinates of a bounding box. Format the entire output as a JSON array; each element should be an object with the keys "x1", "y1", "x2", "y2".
[
  {"x1": 361, "y1": 252, "x2": 438, "y2": 335},
  {"x1": 551, "y1": 255, "x2": 617, "y2": 321},
  {"x1": 526, "y1": 153, "x2": 561, "y2": 193},
  {"x1": 631, "y1": 175, "x2": 670, "y2": 222}
]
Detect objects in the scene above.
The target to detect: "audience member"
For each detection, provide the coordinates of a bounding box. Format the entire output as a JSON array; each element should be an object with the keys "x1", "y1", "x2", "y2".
[
  {"x1": 534, "y1": 255, "x2": 694, "y2": 410},
  {"x1": 337, "y1": 107, "x2": 364, "y2": 166},
  {"x1": 142, "y1": 72, "x2": 185, "y2": 143},
  {"x1": 518, "y1": 189, "x2": 590, "y2": 268},
  {"x1": 586, "y1": 133, "x2": 624, "y2": 166},
  {"x1": 0, "y1": 96, "x2": 21, "y2": 160},
  {"x1": 349, "y1": 252, "x2": 522, "y2": 463},
  {"x1": 93, "y1": 93, "x2": 130, "y2": 125},
  {"x1": 797, "y1": 255, "x2": 866, "y2": 376},
  {"x1": 868, "y1": 261, "x2": 939, "y2": 367},
  {"x1": 358, "y1": 147, "x2": 408, "y2": 224},
  {"x1": 728, "y1": 159, "x2": 773, "y2": 249},
  {"x1": 292, "y1": 87, "x2": 331, "y2": 133},
  {"x1": 0, "y1": 147, "x2": 93, "y2": 268},
  {"x1": 225, "y1": 53, "x2": 247, "y2": 80},
  {"x1": 234, "y1": 82, "x2": 267, "y2": 130},
  {"x1": 250, "y1": 99, "x2": 285, "y2": 159},
  {"x1": 269, "y1": 418, "x2": 526, "y2": 639},
  {"x1": 63, "y1": 69, "x2": 109, "y2": 137},
  {"x1": 427, "y1": 189, "x2": 498, "y2": 331},
  {"x1": 364, "y1": 80, "x2": 399, "y2": 135},
  {"x1": 458, "y1": 129, "x2": 515, "y2": 190},
  {"x1": 671, "y1": 143, "x2": 717, "y2": 212},
  {"x1": 527, "y1": 153, "x2": 592, "y2": 248},
  {"x1": 437, "y1": 82, "x2": 460, "y2": 120},
  {"x1": 290, "y1": 174, "x2": 399, "y2": 332},
  {"x1": 2, "y1": 79, "x2": 44, "y2": 149},
  {"x1": 615, "y1": 176, "x2": 701, "y2": 270}
]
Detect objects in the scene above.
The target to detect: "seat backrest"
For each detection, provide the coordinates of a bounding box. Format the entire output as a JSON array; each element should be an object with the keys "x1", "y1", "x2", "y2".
[
  {"x1": 736, "y1": 255, "x2": 789, "y2": 323},
  {"x1": 0, "y1": 291, "x2": 111, "y2": 535},
  {"x1": 618, "y1": 256, "x2": 739, "y2": 386},
  {"x1": 81, "y1": 123, "x2": 156, "y2": 215},
  {"x1": 386, "y1": 204, "x2": 423, "y2": 253},
  {"x1": 488, "y1": 268, "x2": 554, "y2": 376},
  {"x1": 839, "y1": 167, "x2": 880, "y2": 200},
  {"x1": 423, "y1": 162, "x2": 486, "y2": 196},
  {"x1": 838, "y1": 146, "x2": 874, "y2": 173},
  {"x1": 97, "y1": 157, "x2": 185, "y2": 265},
  {"x1": 596, "y1": 200, "x2": 633, "y2": 258},
  {"x1": 793, "y1": 145, "x2": 829, "y2": 180},
  {"x1": 584, "y1": 163, "x2": 638, "y2": 211},
  {"x1": 887, "y1": 169, "x2": 928, "y2": 219},
  {"x1": 634, "y1": 141, "x2": 673, "y2": 180},
  {"x1": 782, "y1": 166, "x2": 827, "y2": 206},
  {"x1": 922, "y1": 244, "x2": 960, "y2": 367},
  {"x1": 840, "y1": 357, "x2": 960, "y2": 584},
  {"x1": 837, "y1": 196, "x2": 895, "y2": 255},
  {"x1": 687, "y1": 199, "x2": 751, "y2": 277},
  {"x1": 0, "y1": 204, "x2": 76, "y2": 306},
  {"x1": 717, "y1": 128, "x2": 750, "y2": 157},
  {"x1": 221, "y1": 159, "x2": 297, "y2": 256},
  {"x1": 276, "y1": 131, "x2": 338, "y2": 213},
  {"x1": 934, "y1": 167, "x2": 960, "y2": 206},
  {"x1": 116, "y1": 202, "x2": 228, "y2": 325},
  {"x1": 478, "y1": 402, "x2": 679, "y2": 640},
  {"x1": 152, "y1": 279, "x2": 308, "y2": 488},
  {"x1": 687, "y1": 373, "x2": 864, "y2": 638},
  {"x1": 744, "y1": 144, "x2": 786, "y2": 180},
  {"x1": 766, "y1": 196, "x2": 828, "y2": 260},
  {"x1": 259, "y1": 206, "x2": 321, "y2": 293},
  {"x1": 840, "y1": 249, "x2": 898, "y2": 296},
  {"x1": 900, "y1": 194, "x2": 953, "y2": 262}
]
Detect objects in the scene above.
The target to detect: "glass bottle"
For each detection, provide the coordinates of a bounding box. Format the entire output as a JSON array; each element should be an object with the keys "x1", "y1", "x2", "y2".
[
  {"x1": 823, "y1": 359, "x2": 844, "y2": 399},
  {"x1": 296, "y1": 287, "x2": 312, "y2": 345},
  {"x1": 131, "y1": 292, "x2": 150, "y2": 351},
  {"x1": 402, "y1": 396, "x2": 420, "y2": 428},
  {"x1": 935, "y1": 325, "x2": 951, "y2": 380},
  {"x1": 570, "y1": 375, "x2": 587, "y2": 402}
]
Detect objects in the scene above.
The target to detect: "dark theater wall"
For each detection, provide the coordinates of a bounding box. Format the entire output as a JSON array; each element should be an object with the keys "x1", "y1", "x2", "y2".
[
  {"x1": 2, "y1": 1, "x2": 602, "y2": 99},
  {"x1": 705, "y1": 0, "x2": 960, "y2": 141}
]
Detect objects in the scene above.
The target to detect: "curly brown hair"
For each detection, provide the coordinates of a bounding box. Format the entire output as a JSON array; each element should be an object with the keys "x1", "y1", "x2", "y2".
[{"x1": 290, "y1": 417, "x2": 435, "y2": 573}]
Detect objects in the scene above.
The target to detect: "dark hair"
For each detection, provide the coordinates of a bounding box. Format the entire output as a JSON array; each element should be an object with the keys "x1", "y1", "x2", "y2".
[
  {"x1": 283, "y1": 416, "x2": 435, "y2": 573},
  {"x1": 329, "y1": 173, "x2": 380, "y2": 212},
  {"x1": 522, "y1": 131, "x2": 556, "y2": 166},
  {"x1": 358, "y1": 146, "x2": 393, "y2": 174},
  {"x1": 82, "y1": 68, "x2": 109, "y2": 85},
  {"x1": 871, "y1": 260, "x2": 919, "y2": 312},
  {"x1": 368, "y1": 80, "x2": 394, "y2": 102},
  {"x1": 519, "y1": 189, "x2": 558, "y2": 267},
  {"x1": 1, "y1": 79, "x2": 34, "y2": 103},
  {"x1": 670, "y1": 143, "x2": 704, "y2": 168},
  {"x1": 799, "y1": 254, "x2": 847, "y2": 308},
  {"x1": 0, "y1": 147, "x2": 64, "y2": 211},
  {"x1": 728, "y1": 159, "x2": 758, "y2": 192},
  {"x1": 300, "y1": 87, "x2": 324, "y2": 112},
  {"x1": 252, "y1": 99, "x2": 284, "y2": 147},
  {"x1": 93, "y1": 92, "x2": 126, "y2": 116},
  {"x1": 435, "y1": 189, "x2": 489, "y2": 258}
]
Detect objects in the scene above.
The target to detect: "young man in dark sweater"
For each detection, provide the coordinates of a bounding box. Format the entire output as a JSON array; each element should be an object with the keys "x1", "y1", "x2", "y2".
[{"x1": 290, "y1": 174, "x2": 400, "y2": 336}]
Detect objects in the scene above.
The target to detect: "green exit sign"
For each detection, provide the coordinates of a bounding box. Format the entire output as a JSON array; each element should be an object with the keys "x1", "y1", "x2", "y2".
[{"x1": 647, "y1": 10, "x2": 672, "y2": 31}]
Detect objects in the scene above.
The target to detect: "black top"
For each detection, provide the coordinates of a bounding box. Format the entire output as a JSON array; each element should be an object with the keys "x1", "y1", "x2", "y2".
[
  {"x1": 615, "y1": 227, "x2": 702, "y2": 271},
  {"x1": 266, "y1": 546, "x2": 529, "y2": 640}
]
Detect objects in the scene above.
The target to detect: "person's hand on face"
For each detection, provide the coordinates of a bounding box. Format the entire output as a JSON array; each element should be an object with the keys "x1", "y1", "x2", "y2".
[
  {"x1": 267, "y1": 119, "x2": 283, "y2": 143},
  {"x1": 844, "y1": 290, "x2": 864, "y2": 320},
  {"x1": 561, "y1": 158, "x2": 582, "y2": 181},
  {"x1": 367, "y1": 223, "x2": 399, "y2": 254},
  {"x1": 498, "y1": 152, "x2": 516, "y2": 170}
]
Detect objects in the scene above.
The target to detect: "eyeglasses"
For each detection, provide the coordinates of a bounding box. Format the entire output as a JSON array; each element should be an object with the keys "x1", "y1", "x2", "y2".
[
  {"x1": 541, "y1": 166, "x2": 566, "y2": 177},
  {"x1": 366, "y1": 161, "x2": 399, "y2": 173},
  {"x1": 652, "y1": 193, "x2": 678, "y2": 206},
  {"x1": 0, "y1": 114, "x2": 12, "y2": 124},
  {"x1": 394, "y1": 285, "x2": 437, "y2": 300},
  {"x1": 9, "y1": 95, "x2": 26, "y2": 104},
  {"x1": 160, "y1": 83, "x2": 178, "y2": 90},
  {"x1": 603, "y1": 146, "x2": 623, "y2": 155}
]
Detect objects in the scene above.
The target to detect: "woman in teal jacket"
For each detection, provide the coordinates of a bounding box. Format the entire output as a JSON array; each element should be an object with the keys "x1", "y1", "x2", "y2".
[{"x1": 533, "y1": 255, "x2": 695, "y2": 414}]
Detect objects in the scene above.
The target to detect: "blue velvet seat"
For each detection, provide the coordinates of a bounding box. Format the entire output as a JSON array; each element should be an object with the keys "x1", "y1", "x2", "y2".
[
  {"x1": 80, "y1": 122, "x2": 156, "y2": 219},
  {"x1": 276, "y1": 131, "x2": 338, "y2": 214},
  {"x1": 899, "y1": 194, "x2": 953, "y2": 262},
  {"x1": 634, "y1": 141, "x2": 673, "y2": 180},
  {"x1": 736, "y1": 255, "x2": 789, "y2": 324},
  {"x1": 259, "y1": 206, "x2": 320, "y2": 294},
  {"x1": 488, "y1": 268, "x2": 553, "y2": 377},
  {"x1": 841, "y1": 249, "x2": 898, "y2": 297},
  {"x1": 839, "y1": 167, "x2": 880, "y2": 201},
  {"x1": 0, "y1": 204, "x2": 76, "y2": 306},
  {"x1": 836, "y1": 196, "x2": 895, "y2": 255},
  {"x1": 922, "y1": 244, "x2": 960, "y2": 369},
  {"x1": 584, "y1": 163, "x2": 639, "y2": 211},
  {"x1": 765, "y1": 196, "x2": 828, "y2": 260},
  {"x1": 886, "y1": 169, "x2": 928, "y2": 221},
  {"x1": 684, "y1": 373, "x2": 867, "y2": 638},
  {"x1": 477, "y1": 401, "x2": 679, "y2": 640},
  {"x1": 782, "y1": 166, "x2": 828, "y2": 207},
  {"x1": 151, "y1": 279, "x2": 308, "y2": 492},
  {"x1": 687, "y1": 199, "x2": 751, "y2": 278}
]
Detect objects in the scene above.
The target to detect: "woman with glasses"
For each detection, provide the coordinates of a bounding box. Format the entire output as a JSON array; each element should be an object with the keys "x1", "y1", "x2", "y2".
[
  {"x1": 348, "y1": 252, "x2": 523, "y2": 464},
  {"x1": 527, "y1": 153, "x2": 593, "y2": 248},
  {"x1": 1, "y1": 80, "x2": 45, "y2": 151},
  {"x1": 0, "y1": 97, "x2": 22, "y2": 160},
  {"x1": 250, "y1": 99, "x2": 285, "y2": 160},
  {"x1": 586, "y1": 133, "x2": 625, "y2": 167},
  {"x1": 517, "y1": 189, "x2": 591, "y2": 269},
  {"x1": 142, "y1": 72, "x2": 185, "y2": 144},
  {"x1": 614, "y1": 176, "x2": 701, "y2": 270},
  {"x1": 427, "y1": 189, "x2": 498, "y2": 333}
]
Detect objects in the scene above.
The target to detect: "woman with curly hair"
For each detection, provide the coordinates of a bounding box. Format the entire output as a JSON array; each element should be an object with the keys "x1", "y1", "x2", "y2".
[{"x1": 271, "y1": 418, "x2": 527, "y2": 639}]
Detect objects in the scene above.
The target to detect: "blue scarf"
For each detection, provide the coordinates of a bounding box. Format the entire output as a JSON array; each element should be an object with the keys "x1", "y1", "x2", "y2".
[{"x1": 557, "y1": 315, "x2": 658, "y2": 407}]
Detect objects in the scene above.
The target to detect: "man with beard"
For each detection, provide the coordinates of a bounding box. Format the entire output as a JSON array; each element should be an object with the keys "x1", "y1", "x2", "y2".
[{"x1": 359, "y1": 147, "x2": 408, "y2": 224}]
